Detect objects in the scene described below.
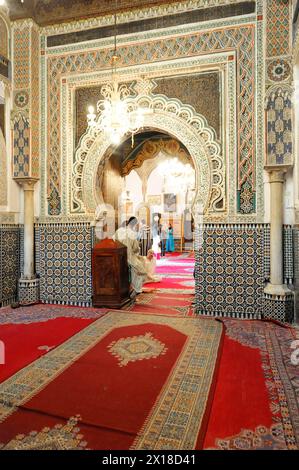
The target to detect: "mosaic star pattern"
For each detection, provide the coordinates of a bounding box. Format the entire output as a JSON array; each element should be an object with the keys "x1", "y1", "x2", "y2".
[
  {"x1": 0, "y1": 226, "x2": 21, "y2": 307},
  {"x1": 266, "y1": 87, "x2": 293, "y2": 167},
  {"x1": 195, "y1": 224, "x2": 264, "y2": 318},
  {"x1": 13, "y1": 114, "x2": 30, "y2": 177},
  {"x1": 35, "y1": 223, "x2": 92, "y2": 306}
]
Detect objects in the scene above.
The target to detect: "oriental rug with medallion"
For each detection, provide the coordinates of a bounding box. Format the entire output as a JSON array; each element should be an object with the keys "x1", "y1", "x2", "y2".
[
  {"x1": 0, "y1": 311, "x2": 223, "y2": 450},
  {"x1": 204, "y1": 319, "x2": 299, "y2": 450},
  {"x1": 0, "y1": 304, "x2": 106, "y2": 383}
]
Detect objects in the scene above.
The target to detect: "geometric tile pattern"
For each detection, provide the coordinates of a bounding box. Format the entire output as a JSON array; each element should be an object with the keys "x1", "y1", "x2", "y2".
[
  {"x1": 46, "y1": 25, "x2": 256, "y2": 214},
  {"x1": 266, "y1": 0, "x2": 291, "y2": 58},
  {"x1": 195, "y1": 224, "x2": 264, "y2": 318},
  {"x1": 13, "y1": 114, "x2": 30, "y2": 177},
  {"x1": 259, "y1": 224, "x2": 293, "y2": 287},
  {"x1": 13, "y1": 26, "x2": 30, "y2": 89},
  {"x1": 283, "y1": 225, "x2": 294, "y2": 285},
  {"x1": 263, "y1": 297, "x2": 294, "y2": 324},
  {"x1": 14, "y1": 90, "x2": 29, "y2": 108},
  {"x1": 12, "y1": 21, "x2": 41, "y2": 180},
  {"x1": 19, "y1": 226, "x2": 24, "y2": 276},
  {"x1": 30, "y1": 24, "x2": 40, "y2": 179},
  {"x1": 266, "y1": 88, "x2": 293, "y2": 166},
  {"x1": 267, "y1": 58, "x2": 291, "y2": 83},
  {"x1": 18, "y1": 278, "x2": 40, "y2": 304},
  {"x1": 0, "y1": 225, "x2": 21, "y2": 307},
  {"x1": 263, "y1": 224, "x2": 270, "y2": 282},
  {"x1": 35, "y1": 223, "x2": 92, "y2": 306},
  {"x1": 265, "y1": 1, "x2": 293, "y2": 171}
]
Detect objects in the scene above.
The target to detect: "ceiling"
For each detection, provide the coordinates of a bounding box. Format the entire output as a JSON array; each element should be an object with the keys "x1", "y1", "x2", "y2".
[{"x1": 5, "y1": 0, "x2": 182, "y2": 26}]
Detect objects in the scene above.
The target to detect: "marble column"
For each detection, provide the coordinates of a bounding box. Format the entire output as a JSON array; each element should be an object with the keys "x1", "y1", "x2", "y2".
[
  {"x1": 264, "y1": 169, "x2": 294, "y2": 322},
  {"x1": 264, "y1": 170, "x2": 290, "y2": 296},
  {"x1": 17, "y1": 178, "x2": 40, "y2": 304}
]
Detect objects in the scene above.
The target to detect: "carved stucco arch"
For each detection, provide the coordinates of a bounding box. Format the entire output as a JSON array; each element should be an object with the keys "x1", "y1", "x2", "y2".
[{"x1": 73, "y1": 94, "x2": 223, "y2": 215}]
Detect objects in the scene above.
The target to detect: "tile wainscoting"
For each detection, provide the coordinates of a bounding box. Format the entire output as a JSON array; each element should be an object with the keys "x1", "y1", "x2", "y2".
[{"x1": 0, "y1": 225, "x2": 21, "y2": 307}]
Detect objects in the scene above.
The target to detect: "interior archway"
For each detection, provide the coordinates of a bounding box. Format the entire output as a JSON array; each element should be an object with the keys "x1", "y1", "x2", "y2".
[
  {"x1": 96, "y1": 130, "x2": 196, "y2": 250},
  {"x1": 72, "y1": 94, "x2": 223, "y2": 216}
]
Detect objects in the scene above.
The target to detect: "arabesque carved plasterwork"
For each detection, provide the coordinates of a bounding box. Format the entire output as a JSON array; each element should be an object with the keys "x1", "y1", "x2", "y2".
[
  {"x1": 44, "y1": 19, "x2": 256, "y2": 216},
  {"x1": 73, "y1": 94, "x2": 223, "y2": 215},
  {"x1": 265, "y1": 85, "x2": 293, "y2": 168},
  {"x1": 121, "y1": 138, "x2": 192, "y2": 177},
  {"x1": 42, "y1": 0, "x2": 252, "y2": 36}
]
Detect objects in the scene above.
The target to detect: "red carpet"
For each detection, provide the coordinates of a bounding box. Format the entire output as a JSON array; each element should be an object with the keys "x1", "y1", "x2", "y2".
[
  {"x1": 0, "y1": 305, "x2": 106, "y2": 383},
  {"x1": 127, "y1": 252, "x2": 195, "y2": 315},
  {"x1": 0, "y1": 312, "x2": 223, "y2": 450},
  {"x1": 203, "y1": 319, "x2": 299, "y2": 450},
  {"x1": 1, "y1": 254, "x2": 298, "y2": 450},
  {"x1": 156, "y1": 265, "x2": 194, "y2": 274},
  {"x1": 144, "y1": 277, "x2": 194, "y2": 291},
  {"x1": 126, "y1": 292, "x2": 194, "y2": 316}
]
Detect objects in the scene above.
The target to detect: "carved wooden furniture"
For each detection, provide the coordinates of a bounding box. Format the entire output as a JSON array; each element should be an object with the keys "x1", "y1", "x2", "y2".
[{"x1": 92, "y1": 238, "x2": 131, "y2": 308}]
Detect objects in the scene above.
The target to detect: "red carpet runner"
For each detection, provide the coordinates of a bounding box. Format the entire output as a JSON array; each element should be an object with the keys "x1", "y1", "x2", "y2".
[
  {"x1": 128, "y1": 253, "x2": 195, "y2": 315},
  {"x1": 0, "y1": 312, "x2": 223, "y2": 450}
]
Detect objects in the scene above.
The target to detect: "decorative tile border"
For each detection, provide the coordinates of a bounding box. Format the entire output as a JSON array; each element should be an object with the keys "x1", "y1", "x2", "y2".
[
  {"x1": 0, "y1": 225, "x2": 21, "y2": 307},
  {"x1": 283, "y1": 225, "x2": 294, "y2": 285}
]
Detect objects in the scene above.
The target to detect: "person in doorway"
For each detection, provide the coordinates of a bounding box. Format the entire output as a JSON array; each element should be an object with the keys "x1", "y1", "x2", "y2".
[
  {"x1": 152, "y1": 220, "x2": 161, "y2": 258},
  {"x1": 113, "y1": 217, "x2": 147, "y2": 294},
  {"x1": 160, "y1": 223, "x2": 167, "y2": 257},
  {"x1": 138, "y1": 219, "x2": 151, "y2": 256},
  {"x1": 166, "y1": 223, "x2": 175, "y2": 253}
]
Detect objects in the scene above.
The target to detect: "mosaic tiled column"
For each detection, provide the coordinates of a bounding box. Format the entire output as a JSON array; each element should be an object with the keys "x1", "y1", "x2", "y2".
[
  {"x1": 16, "y1": 179, "x2": 39, "y2": 304},
  {"x1": 264, "y1": 1, "x2": 294, "y2": 322},
  {"x1": 11, "y1": 20, "x2": 40, "y2": 304},
  {"x1": 264, "y1": 170, "x2": 294, "y2": 322},
  {"x1": 11, "y1": 19, "x2": 40, "y2": 181}
]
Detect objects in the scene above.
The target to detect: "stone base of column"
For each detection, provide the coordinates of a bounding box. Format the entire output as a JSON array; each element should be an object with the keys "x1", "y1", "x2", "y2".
[
  {"x1": 263, "y1": 290, "x2": 294, "y2": 323},
  {"x1": 18, "y1": 278, "x2": 40, "y2": 305}
]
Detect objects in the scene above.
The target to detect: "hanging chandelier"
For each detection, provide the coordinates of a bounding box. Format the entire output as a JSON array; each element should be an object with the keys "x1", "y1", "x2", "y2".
[
  {"x1": 87, "y1": 3, "x2": 144, "y2": 145},
  {"x1": 159, "y1": 158, "x2": 195, "y2": 192}
]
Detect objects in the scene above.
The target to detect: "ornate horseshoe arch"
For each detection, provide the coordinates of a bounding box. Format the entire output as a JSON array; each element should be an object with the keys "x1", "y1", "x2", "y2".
[{"x1": 72, "y1": 94, "x2": 224, "y2": 215}]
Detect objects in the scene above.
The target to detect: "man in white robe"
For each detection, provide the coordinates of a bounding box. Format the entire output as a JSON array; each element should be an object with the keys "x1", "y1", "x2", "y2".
[{"x1": 113, "y1": 217, "x2": 147, "y2": 294}]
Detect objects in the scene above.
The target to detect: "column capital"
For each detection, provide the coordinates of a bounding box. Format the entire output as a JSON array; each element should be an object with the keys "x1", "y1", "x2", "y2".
[
  {"x1": 14, "y1": 178, "x2": 39, "y2": 190},
  {"x1": 266, "y1": 168, "x2": 287, "y2": 184}
]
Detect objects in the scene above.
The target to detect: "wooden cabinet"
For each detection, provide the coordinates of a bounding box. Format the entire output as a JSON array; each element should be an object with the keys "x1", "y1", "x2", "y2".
[{"x1": 92, "y1": 238, "x2": 131, "y2": 308}]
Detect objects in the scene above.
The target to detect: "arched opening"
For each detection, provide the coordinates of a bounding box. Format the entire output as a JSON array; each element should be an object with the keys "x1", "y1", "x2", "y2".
[
  {"x1": 73, "y1": 93, "x2": 222, "y2": 295},
  {"x1": 72, "y1": 93, "x2": 223, "y2": 218},
  {"x1": 97, "y1": 130, "x2": 196, "y2": 252}
]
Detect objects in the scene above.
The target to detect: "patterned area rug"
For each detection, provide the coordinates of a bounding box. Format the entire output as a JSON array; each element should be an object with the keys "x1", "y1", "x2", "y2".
[
  {"x1": 0, "y1": 311, "x2": 223, "y2": 450},
  {"x1": 0, "y1": 305, "x2": 106, "y2": 383},
  {"x1": 0, "y1": 304, "x2": 106, "y2": 324},
  {"x1": 204, "y1": 319, "x2": 299, "y2": 450},
  {"x1": 126, "y1": 292, "x2": 195, "y2": 316}
]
